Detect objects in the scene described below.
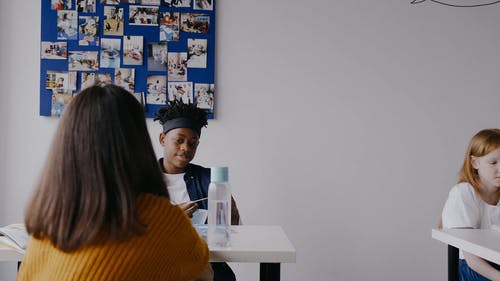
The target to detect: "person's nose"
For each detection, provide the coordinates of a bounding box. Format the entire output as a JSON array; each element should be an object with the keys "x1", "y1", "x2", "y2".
[{"x1": 180, "y1": 142, "x2": 190, "y2": 153}]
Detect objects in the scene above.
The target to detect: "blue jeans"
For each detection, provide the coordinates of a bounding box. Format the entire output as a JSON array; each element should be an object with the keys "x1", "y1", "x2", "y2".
[{"x1": 459, "y1": 259, "x2": 496, "y2": 281}]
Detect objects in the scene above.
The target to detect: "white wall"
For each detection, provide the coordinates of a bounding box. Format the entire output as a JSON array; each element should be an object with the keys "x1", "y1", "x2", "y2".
[{"x1": 2, "y1": 0, "x2": 500, "y2": 280}]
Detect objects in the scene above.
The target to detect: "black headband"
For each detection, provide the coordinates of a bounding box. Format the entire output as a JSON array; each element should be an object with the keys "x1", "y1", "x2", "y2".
[{"x1": 162, "y1": 117, "x2": 202, "y2": 136}]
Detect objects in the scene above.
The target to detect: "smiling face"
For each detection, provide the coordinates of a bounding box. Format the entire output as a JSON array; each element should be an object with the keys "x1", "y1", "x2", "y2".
[
  {"x1": 160, "y1": 127, "x2": 200, "y2": 174},
  {"x1": 472, "y1": 147, "x2": 500, "y2": 193}
]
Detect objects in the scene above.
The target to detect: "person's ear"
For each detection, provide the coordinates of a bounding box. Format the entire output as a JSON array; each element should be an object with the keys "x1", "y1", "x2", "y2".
[
  {"x1": 471, "y1": 156, "x2": 480, "y2": 170},
  {"x1": 159, "y1": 132, "x2": 166, "y2": 146}
]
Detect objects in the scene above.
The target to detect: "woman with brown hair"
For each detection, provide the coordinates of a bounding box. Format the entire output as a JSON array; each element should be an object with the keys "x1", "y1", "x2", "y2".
[{"x1": 17, "y1": 84, "x2": 209, "y2": 281}]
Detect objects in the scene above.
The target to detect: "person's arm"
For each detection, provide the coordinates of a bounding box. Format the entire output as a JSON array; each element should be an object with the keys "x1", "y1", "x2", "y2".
[{"x1": 463, "y1": 251, "x2": 500, "y2": 281}]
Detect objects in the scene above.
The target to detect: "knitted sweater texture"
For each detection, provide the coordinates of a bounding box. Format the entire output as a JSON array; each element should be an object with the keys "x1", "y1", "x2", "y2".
[{"x1": 17, "y1": 193, "x2": 209, "y2": 281}]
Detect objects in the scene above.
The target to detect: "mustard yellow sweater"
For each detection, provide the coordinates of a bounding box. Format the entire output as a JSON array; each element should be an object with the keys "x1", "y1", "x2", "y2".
[{"x1": 17, "y1": 194, "x2": 209, "y2": 281}]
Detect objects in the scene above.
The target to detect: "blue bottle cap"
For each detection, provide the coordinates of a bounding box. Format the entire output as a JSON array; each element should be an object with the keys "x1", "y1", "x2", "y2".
[{"x1": 210, "y1": 167, "x2": 228, "y2": 182}]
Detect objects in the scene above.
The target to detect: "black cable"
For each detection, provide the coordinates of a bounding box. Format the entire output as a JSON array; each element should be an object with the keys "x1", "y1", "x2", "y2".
[{"x1": 411, "y1": 0, "x2": 500, "y2": 7}]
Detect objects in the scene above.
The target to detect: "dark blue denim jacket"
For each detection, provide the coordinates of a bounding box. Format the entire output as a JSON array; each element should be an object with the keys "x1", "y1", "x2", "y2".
[{"x1": 159, "y1": 159, "x2": 236, "y2": 281}]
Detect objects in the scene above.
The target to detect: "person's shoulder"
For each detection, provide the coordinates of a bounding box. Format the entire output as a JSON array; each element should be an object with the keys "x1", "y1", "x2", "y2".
[{"x1": 449, "y1": 182, "x2": 477, "y2": 201}]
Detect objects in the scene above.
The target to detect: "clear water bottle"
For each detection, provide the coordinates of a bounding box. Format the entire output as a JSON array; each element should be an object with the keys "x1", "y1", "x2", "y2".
[{"x1": 207, "y1": 167, "x2": 232, "y2": 247}]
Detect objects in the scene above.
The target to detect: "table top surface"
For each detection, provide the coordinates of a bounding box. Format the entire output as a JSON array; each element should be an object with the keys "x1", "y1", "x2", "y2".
[
  {"x1": 432, "y1": 228, "x2": 500, "y2": 264},
  {"x1": 0, "y1": 225, "x2": 296, "y2": 263}
]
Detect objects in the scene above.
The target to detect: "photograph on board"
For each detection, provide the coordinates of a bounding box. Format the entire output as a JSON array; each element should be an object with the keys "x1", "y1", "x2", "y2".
[
  {"x1": 161, "y1": 0, "x2": 191, "y2": 7},
  {"x1": 146, "y1": 75, "x2": 167, "y2": 104},
  {"x1": 187, "y1": 38, "x2": 207, "y2": 68},
  {"x1": 147, "y1": 42, "x2": 168, "y2": 72},
  {"x1": 100, "y1": 0, "x2": 120, "y2": 4},
  {"x1": 46, "y1": 71, "x2": 69, "y2": 90},
  {"x1": 194, "y1": 83, "x2": 214, "y2": 112},
  {"x1": 78, "y1": 16, "x2": 100, "y2": 46},
  {"x1": 52, "y1": 0, "x2": 72, "y2": 10},
  {"x1": 194, "y1": 0, "x2": 213, "y2": 10},
  {"x1": 159, "y1": 12, "x2": 179, "y2": 41},
  {"x1": 77, "y1": 0, "x2": 96, "y2": 12},
  {"x1": 41, "y1": 41, "x2": 67, "y2": 59},
  {"x1": 100, "y1": 38, "x2": 121, "y2": 68},
  {"x1": 80, "y1": 72, "x2": 97, "y2": 90},
  {"x1": 167, "y1": 52, "x2": 187, "y2": 81},
  {"x1": 103, "y1": 6, "x2": 124, "y2": 35},
  {"x1": 68, "y1": 51, "x2": 99, "y2": 71},
  {"x1": 168, "y1": 82, "x2": 193, "y2": 104},
  {"x1": 57, "y1": 10, "x2": 78, "y2": 40},
  {"x1": 141, "y1": 0, "x2": 161, "y2": 5},
  {"x1": 97, "y1": 73, "x2": 113, "y2": 85},
  {"x1": 114, "y1": 68, "x2": 135, "y2": 93},
  {"x1": 51, "y1": 91, "x2": 73, "y2": 117},
  {"x1": 123, "y1": 36, "x2": 143, "y2": 66},
  {"x1": 129, "y1": 5, "x2": 159, "y2": 26},
  {"x1": 181, "y1": 13, "x2": 210, "y2": 34}
]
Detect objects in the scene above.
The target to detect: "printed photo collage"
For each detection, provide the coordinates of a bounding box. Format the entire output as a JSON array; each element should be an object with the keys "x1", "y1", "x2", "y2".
[{"x1": 41, "y1": 0, "x2": 215, "y2": 118}]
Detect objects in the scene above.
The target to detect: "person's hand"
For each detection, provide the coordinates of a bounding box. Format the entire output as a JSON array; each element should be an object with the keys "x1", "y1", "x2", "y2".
[{"x1": 178, "y1": 201, "x2": 198, "y2": 218}]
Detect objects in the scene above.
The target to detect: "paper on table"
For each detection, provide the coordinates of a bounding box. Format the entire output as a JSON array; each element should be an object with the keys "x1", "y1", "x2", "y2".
[{"x1": 191, "y1": 209, "x2": 208, "y2": 225}]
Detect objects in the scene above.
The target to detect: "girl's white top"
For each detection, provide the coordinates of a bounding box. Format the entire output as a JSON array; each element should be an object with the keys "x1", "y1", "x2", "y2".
[{"x1": 442, "y1": 182, "x2": 500, "y2": 259}]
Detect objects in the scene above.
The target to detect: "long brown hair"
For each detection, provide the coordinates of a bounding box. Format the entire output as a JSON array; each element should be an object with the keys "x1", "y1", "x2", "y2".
[{"x1": 25, "y1": 85, "x2": 167, "y2": 252}]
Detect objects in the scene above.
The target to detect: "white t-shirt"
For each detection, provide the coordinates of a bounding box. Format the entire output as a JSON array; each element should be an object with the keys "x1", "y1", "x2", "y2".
[
  {"x1": 442, "y1": 182, "x2": 500, "y2": 258},
  {"x1": 163, "y1": 172, "x2": 190, "y2": 204}
]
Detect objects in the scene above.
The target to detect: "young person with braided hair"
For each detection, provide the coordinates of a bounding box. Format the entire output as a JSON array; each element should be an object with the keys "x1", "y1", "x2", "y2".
[{"x1": 154, "y1": 99, "x2": 240, "y2": 281}]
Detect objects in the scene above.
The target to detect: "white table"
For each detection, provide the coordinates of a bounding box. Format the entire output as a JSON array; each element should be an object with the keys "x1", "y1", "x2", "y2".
[
  {"x1": 432, "y1": 228, "x2": 500, "y2": 264},
  {"x1": 1, "y1": 225, "x2": 296, "y2": 281}
]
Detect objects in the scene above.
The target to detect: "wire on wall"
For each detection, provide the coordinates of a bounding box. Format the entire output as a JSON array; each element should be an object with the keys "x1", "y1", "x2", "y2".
[{"x1": 411, "y1": 0, "x2": 500, "y2": 7}]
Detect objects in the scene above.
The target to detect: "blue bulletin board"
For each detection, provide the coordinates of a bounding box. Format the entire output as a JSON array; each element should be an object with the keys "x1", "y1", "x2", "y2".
[{"x1": 40, "y1": 0, "x2": 216, "y2": 119}]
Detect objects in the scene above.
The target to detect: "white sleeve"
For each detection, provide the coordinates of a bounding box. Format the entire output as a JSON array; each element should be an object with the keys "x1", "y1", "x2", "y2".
[{"x1": 442, "y1": 185, "x2": 480, "y2": 229}]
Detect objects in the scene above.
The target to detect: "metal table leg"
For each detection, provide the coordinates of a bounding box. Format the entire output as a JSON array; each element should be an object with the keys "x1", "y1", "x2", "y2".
[{"x1": 260, "y1": 263, "x2": 280, "y2": 281}]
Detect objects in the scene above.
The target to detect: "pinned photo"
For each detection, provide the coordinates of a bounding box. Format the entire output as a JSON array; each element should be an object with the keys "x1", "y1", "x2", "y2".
[
  {"x1": 41, "y1": 41, "x2": 67, "y2": 59},
  {"x1": 148, "y1": 42, "x2": 168, "y2": 72},
  {"x1": 168, "y1": 82, "x2": 193, "y2": 104},
  {"x1": 141, "y1": 0, "x2": 161, "y2": 5},
  {"x1": 146, "y1": 75, "x2": 167, "y2": 104},
  {"x1": 187, "y1": 38, "x2": 207, "y2": 68},
  {"x1": 129, "y1": 6, "x2": 159, "y2": 26},
  {"x1": 79, "y1": 16, "x2": 100, "y2": 46},
  {"x1": 46, "y1": 71, "x2": 69, "y2": 90},
  {"x1": 80, "y1": 72, "x2": 97, "y2": 90},
  {"x1": 114, "y1": 68, "x2": 135, "y2": 93},
  {"x1": 194, "y1": 83, "x2": 214, "y2": 112},
  {"x1": 51, "y1": 91, "x2": 73, "y2": 117},
  {"x1": 57, "y1": 10, "x2": 78, "y2": 40},
  {"x1": 45, "y1": 71, "x2": 75, "y2": 91},
  {"x1": 68, "y1": 51, "x2": 99, "y2": 71},
  {"x1": 161, "y1": 0, "x2": 191, "y2": 7},
  {"x1": 168, "y1": 52, "x2": 187, "y2": 81},
  {"x1": 100, "y1": 38, "x2": 121, "y2": 68},
  {"x1": 51, "y1": 0, "x2": 72, "y2": 10},
  {"x1": 97, "y1": 73, "x2": 113, "y2": 85},
  {"x1": 123, "y1": 36, "x2": 143, "y2": 66},
  {"x1": 103, "y1": 6, "x2": 124, "y2": 35},
  {"x1": 193, "y1": 0, "x2": 213, "y2": 10},
  {"x1": 77, "y1": 0, "x2": 96, "y2": 13},
  {"x1": 159, "y1": 12, "x2": 179, "y2": 42},
  {"x1": 181, "y1": 13, "x2": 210, "y2": 34}
]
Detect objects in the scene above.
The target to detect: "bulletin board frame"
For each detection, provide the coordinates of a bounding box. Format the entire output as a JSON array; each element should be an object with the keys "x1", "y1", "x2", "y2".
[{"x1": 40, "y1": 0, "x2": 216, "y2": 119}]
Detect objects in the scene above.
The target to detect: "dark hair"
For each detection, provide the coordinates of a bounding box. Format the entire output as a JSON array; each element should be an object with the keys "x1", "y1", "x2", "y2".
[
  {"x1": 154, "y1": 99, "x2": 208, "y2": 133},
  {"x1": 25, "y1": 84, "x2": 167, "y2": 252}
]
